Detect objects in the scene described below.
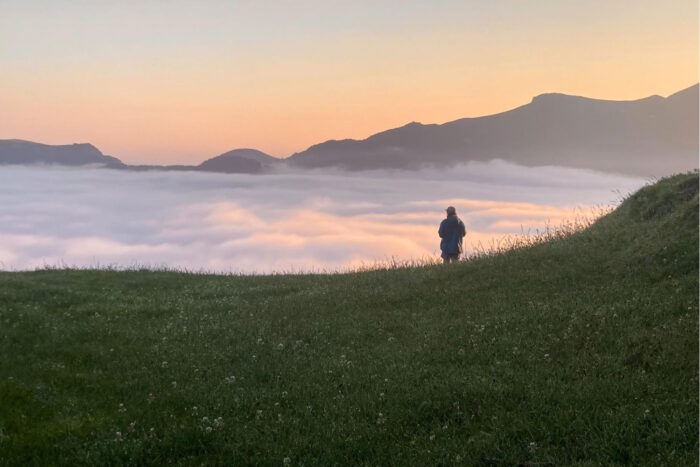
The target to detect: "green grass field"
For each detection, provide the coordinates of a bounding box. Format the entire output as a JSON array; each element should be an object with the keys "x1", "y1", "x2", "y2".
[{"x1": 0, "y1": 173, "x2": 697, "y2": 466}]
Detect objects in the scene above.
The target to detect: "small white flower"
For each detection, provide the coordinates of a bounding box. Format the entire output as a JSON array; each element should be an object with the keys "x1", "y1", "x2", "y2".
[
  {"x1": 256, "y1": 410, "x2": 263, "y2": 419},
  {"x1": 118, "y1": 403, "x2": 126, "y2": 413},
  {"x1": 528, "y1": 441, "x2": 537, "y2": 453},
  {"x1": 115, "y1": 431, "x2": 122, "y2": 441},
  {"x1": 171, "y1": 381, "x2": 177, "y2": 388},
  {"x1": 277, "y1": 343, "x2": 285, "y2": 351},
  {"x1": 161, "y1": 361, "x2": 168, "y2": 368},
  {"x1": 283, "y1": 457, "x2": 291, "y2": 465},
  {"x1": 205, "y1": 426, "x2": 212, "y2": 433}
]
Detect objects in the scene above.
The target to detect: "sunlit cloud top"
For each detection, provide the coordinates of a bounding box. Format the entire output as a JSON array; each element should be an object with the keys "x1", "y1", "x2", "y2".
[
  {"x1": 0, "y1": 162, "x2": 645, "y2": 273},
  {"x1": 1, "y1": 0, "x2": 697, "y2": 164}
]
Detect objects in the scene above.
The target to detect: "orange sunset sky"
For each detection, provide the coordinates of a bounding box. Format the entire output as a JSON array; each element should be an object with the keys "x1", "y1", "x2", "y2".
[{"x1": 0, "y1": 0, "x2": 697, "y2": 164}]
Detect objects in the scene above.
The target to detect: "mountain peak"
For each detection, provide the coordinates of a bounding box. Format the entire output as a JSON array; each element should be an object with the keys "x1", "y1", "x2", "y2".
[
  {"x1": 530, "y1": 92, "x2": 588, "y2": 105},
  {"x1": 0, "y1": 139, "x2": 118, "y2": 166}
]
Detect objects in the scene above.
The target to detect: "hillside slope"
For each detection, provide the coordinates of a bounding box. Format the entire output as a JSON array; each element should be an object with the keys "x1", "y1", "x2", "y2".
[{"x1": 0, "y1": 173, "x2": 697, "y2": 465}]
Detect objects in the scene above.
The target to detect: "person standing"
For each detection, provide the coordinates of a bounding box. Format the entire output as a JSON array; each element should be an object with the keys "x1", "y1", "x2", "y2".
[{"x1": 438, "y1": 206, "x2": 466, "y2": 263}]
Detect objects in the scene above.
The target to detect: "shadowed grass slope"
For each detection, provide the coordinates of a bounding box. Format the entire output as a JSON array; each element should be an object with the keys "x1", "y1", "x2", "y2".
[{"x1": 0, "y1": 173, "x2": 697, "y2": 466}]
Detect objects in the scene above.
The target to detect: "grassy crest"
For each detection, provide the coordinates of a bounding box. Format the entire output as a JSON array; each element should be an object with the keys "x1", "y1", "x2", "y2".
[{"x1": 0, "y1": 173, "x2": 697, "y2": 466}]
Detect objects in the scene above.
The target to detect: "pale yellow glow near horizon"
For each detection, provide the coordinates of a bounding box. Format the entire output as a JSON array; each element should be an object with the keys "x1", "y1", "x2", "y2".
[{"x1": 0, "y1": 1, "x2": 697, "y2": 164}]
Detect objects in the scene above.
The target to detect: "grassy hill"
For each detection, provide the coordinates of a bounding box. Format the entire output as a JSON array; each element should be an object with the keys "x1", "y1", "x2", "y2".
[{"x1": 0, "y1": 173, "x2": 697, "y2": 466}]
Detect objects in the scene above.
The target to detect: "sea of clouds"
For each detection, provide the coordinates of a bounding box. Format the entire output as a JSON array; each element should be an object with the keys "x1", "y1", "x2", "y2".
[{"x1": 0, "y1": 161, "x2": 646, "y2": 273}]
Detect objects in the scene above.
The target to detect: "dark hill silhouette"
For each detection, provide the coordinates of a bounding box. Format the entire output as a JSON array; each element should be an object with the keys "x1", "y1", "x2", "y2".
[
  {"x1": 1, "y1": 84, "x2": 697, "y2": 177},
  {"x1": 287, "y1": 84, "x2": 699, "y2": 176},
  {"x1": 197, "y1": 148, "x2": 280, "y2": 174},
  {"x1": 0, "y1": 139, "x2": 125, "y2": 168},
  {"x1": 0, "y1": 140, "x2": 277, "y2": 174}
]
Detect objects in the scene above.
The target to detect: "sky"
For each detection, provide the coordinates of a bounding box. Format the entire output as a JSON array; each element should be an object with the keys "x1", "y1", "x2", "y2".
[
  {"x1": 0, "y1": 0, "x2": 697, "y2": 164},
  {"x1": 0, "y1": 162, "x2": 645, "y2": 273}
]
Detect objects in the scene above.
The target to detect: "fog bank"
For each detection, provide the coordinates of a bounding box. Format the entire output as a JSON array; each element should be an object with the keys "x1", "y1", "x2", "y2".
[{"x1": 0, "y1": 162, "x2": 645, "y2": 273}]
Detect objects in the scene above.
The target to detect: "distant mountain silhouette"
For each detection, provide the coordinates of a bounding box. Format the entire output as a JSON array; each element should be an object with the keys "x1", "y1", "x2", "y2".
[
  {"x1": 197, "y1": 149, "x2": 280, "y2": 174},
  {"x1": 287, "y1": 84, "x2": 698, "y2": 176},
  {"x1": 0, "y1": 139, "x2": 125, "y2": 168},
  {"x1": 1, "y1": 84, "x2": 697, "y2": 177},
  {"x1": 0, "y1": 140, "x2": 277, "y2": 174}
]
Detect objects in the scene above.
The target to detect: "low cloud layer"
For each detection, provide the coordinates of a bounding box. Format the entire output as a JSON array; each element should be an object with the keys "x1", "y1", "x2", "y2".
[{"x1": 0, "y1": 162, "x2": 645, "y2": 273}]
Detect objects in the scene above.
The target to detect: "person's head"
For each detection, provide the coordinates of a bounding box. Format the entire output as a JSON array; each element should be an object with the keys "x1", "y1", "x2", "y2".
[{"x1": 445, "y1": 206, "x2": 456, "y2": 216}]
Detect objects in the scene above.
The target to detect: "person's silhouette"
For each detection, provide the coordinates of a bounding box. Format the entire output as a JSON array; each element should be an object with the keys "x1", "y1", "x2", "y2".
[{"x1": 438, "y1": 206, "x2": 466, "y2": 263}]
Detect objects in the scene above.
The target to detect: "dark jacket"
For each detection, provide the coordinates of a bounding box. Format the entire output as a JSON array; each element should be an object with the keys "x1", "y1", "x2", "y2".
[{"x1": 439, "y1": 215, "x2": 466, "y2": 257}]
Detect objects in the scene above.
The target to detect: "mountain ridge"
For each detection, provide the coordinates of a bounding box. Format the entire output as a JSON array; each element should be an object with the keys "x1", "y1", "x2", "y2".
[
  {"x1": 286, "y1": 83, "x2": 698, "y2": 175},
  {"x1": 1, "y1": 83, "x2": 697, "y2": 177}
]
